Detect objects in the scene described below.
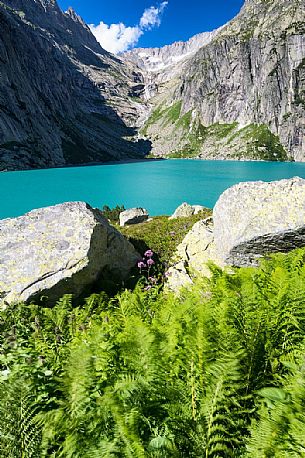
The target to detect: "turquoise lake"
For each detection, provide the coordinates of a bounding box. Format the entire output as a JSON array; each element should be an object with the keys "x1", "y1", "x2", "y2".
[{"x1": 2, "y1": 159, "x2": 305, "y2": 220}]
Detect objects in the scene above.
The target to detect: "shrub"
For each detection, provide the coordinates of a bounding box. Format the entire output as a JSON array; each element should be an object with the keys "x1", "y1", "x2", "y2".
[
  {"x1": 101, "y1": 204, "x2": 126, "y2": 223},
  {"x1": 119, "y1": 211, "x2": 212, "y2": 271}
]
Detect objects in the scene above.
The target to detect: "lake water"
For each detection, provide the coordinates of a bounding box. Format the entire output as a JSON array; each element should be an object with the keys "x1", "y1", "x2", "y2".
[{"x1": 1, "y1": 159, "x2": 305, "y2": 220}]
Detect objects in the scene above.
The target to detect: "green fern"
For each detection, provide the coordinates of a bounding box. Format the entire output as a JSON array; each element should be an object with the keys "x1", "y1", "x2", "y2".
[
  {"x1": 0, "y1": 377, "x2": 42, "y2": 457},
  {"x1": 2, "y1": 248, "x2": 305, "y2": 456},
  {"x1": 247, "y1": 353, "x2": 305, "y2": 457}
]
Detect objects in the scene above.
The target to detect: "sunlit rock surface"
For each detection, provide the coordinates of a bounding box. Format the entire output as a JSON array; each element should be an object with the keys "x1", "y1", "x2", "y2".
[
  {"x1": 127, "y1": 0, "x2": 305, "y2": 161},
  {"x1": 167, "y1": 177, "x2": 305, "y2": 289},
  {"x1": 214, "y1": 177, "x2": 305, "y2": 267},
  {"x1": 0, "y1": 202, "x2": 140, "y2": 307},
  {"x1": 119, "y1": 208, "x2": 149, "y2": 226}
]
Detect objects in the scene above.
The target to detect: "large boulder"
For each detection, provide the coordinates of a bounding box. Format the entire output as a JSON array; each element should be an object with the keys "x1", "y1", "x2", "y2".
[
  {"x1": 166, "y1": 218, "x2": 224, "y2": 290},
  {"x1": 169, "y1": 202, "x2": 206, "y2": 219},
  {"x1": 167, "y1": 177, "x2": 305, "y2": 290},
  {"x1": 119, "y1": 208, "x2": 149, "y2": 226},
  {"x1": 0, "y1": 202, "x2": 140, "y2": 308},
  {"x1": 213, "y1": 177, "x2": 305, "y2": 267}
]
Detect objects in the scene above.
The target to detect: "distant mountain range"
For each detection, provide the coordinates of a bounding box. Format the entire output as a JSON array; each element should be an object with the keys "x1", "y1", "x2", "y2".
[{"x1": 0, "y1": 0, "x2": 304, "y2": 170}]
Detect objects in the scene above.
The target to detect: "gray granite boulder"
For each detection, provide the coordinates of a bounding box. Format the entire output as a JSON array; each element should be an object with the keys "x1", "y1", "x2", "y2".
[
  {"x1": 0, "y1": 202, "x2": 140, "y2": 308},
  {"x1": 167, "y1": 177, "x2": 305, "y2": 291},
  {"x1": 166, "y1": 217, "x2": 224, "y2": 290},
  {"x1": 119, "y1": 208, "x2": 149, "y2": 226},
  {"x1": 214, "y1": 177, "x2": 305, "y2": 267},
  {"x1": 169, "y1": 202, "x2": 206, "y2": 219}
]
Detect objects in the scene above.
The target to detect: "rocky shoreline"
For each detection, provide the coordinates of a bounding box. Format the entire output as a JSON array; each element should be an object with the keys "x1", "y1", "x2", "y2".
[{"x1": 1, "y1": 177, "x2": 305, "y2": 307}]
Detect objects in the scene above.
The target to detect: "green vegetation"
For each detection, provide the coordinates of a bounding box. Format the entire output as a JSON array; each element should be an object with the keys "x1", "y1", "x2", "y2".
[
  {"x1": 141, "y1": 106, "x2": 165, "y2": 136},
  {"x1": 205, "y1": 121, "x2": 238, "y2": 139},
  {"x1": 119, "y1": 211, "x2": 211, "y2": 267},
  {"x1": 141, "y1": 93, "x2": 288, "y2": 162},
  {"x1": 101, "y1": 204, "x2": 126, "y2": 224},
  {"x1": 142, "y1": 98, "x2": 287, "y2": 161},
  {"x1": 141, "y1": 102, "x2": 182, "y2": 136},
  {"x1": 2, "y1": 246, "x2": 305, "y2": 455},
  {"x1": 176, "y1": 110, "x2": 192, "y2": 129},
  {"x1": 128, "y1": 95, "x2": 141, "y2": 103},
  {"x1": 168, "y1": 122, "x2": 239, "y2": 159},
  {"x1": 164, "y1": 101, "x2": 182, "y2": 124},
  {"x1": 228, "y1": 124, "x2": 289, "y2": 161},
  {"x1": 283, "y1": 112, "x2": 292, "y2": 121}
]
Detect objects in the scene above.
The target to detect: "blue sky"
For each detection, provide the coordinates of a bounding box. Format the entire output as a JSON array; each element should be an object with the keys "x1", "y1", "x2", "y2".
[{"x1": 57, "y1": 0, "x2": 244, "y2": 52}]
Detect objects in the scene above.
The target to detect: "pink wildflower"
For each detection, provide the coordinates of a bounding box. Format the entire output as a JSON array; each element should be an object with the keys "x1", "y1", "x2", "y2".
[{"x1": 144, "y1": 249, "x2": 154, "y2": 258}]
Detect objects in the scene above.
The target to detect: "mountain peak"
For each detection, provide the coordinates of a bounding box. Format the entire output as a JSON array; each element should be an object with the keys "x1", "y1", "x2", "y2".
[{"x1": 65, "y1": 6, "x2": 87, "y2": 28}]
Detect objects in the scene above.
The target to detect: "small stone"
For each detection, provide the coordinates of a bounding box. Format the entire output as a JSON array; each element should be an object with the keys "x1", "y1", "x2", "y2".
[
  {"x1": 169, "y1": 203, "x2": 206, "y2": 219},
  {"x1": 119, "y1": 208, "x2": 149, "y2": 226},
  {"x1": 169, "y1": 203, "x2": 193, "y2": 219}
]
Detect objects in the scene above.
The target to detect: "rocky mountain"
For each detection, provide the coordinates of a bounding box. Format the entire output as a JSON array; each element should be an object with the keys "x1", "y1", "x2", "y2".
[
  {"x1": 127, "y1": 0, "x2": 305, "y2": 161},
  {"x1": 0, "y1": 0, "x2": 149, "y2": 170},
  {"x1": 124, "y1": 29, "x2": 221, "y2": 100},
  {"x1": 0, "y1": 0, "x2": 304, "y2": 170}
]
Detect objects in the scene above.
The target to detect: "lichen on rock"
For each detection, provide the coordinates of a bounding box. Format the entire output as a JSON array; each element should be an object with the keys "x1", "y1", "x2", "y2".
[
  {"x1": 167, "y1": 176, "x2": 305, "y2": 290},
  {"x1": 0, "y1": 201, "x2": 140, "y2": 307}
]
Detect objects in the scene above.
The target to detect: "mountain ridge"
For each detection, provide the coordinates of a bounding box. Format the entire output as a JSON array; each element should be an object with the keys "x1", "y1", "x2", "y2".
[
  {"x1": 0, "y1": 0, "x2": 149, "y2": 170},
  {"x1": 0, "y1": 0, "x2": 304, "y2": 169},
  {"x1": 132, "y1": 0, "x2": 304, "y2": 161}
]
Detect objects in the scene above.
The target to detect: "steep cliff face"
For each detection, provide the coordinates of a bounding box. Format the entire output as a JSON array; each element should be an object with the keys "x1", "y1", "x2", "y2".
[
  {"x1": 1, "y1": 0, "x2": 304, "y2": 169},
  {"x1": 134, "y1": 0, "x2": 305, "y2": 161},
  {"x1": 0, "y1": 0, "x2": 149, "y2": 170},
  {"x1": 124, "y1": 29, "x2": 221, "y2": 100}
]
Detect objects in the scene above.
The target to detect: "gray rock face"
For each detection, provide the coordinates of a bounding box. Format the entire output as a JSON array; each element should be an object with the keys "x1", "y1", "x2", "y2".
[
  {"x1": 0, "y1": 202, "x2": 140, "y2": 307},
  {"x1": 167, "y1": 176, "x2": 305, "y2": 289},
  {"x1": 169, "y1": 202, "x2": 206, "y2": 219},
  {"x1": 166, "y1": 217, "x2": 224, "y2": 290},
  {"x1": 123, "y1": 29, "x2": 221, "y2": 101},
  {"x1": 214, "y1": 176, "x2": 305, "y2": 267},
  {"x1": 124, "y1": 30, "x2": 221, "y2": 75},
  {"x1": 131, "y1": 0, "x2": 305, "y2": 161},
  {"x1": 180, "y1": 0, "x2": 305, "y2": 160},
  {"x1": 119, "y1": 208, "x2": 149, "y2": 226},
  {"x1": 170, "y1": 203, "x2": 194, "y2": 219},
  {"x1": 0, "y1": 0, "x2": 149, "y2": 170}
]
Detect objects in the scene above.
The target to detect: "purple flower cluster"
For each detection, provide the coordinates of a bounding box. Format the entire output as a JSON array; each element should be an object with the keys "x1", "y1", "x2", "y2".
[
  {"x1": 137, "y1": 249, "x2": 158, "y2": 291},
  {"x1": 144, "y1": 249, "x2": 154, "y2": 258},
  {"x1": 137, "y1": 249, "x2": 155, "y2": 270}
]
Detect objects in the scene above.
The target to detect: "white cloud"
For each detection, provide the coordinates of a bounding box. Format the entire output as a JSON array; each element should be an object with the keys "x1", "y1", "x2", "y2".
[
  {"x1": 89, "y1": 22, "x2": 143, "y2": 54},
  {"x1": 140, "y1": 2, "x2": 168, "y2": 30},
  {"x1": 90, "y1": 2, "x2": 168, "y2": 54}
]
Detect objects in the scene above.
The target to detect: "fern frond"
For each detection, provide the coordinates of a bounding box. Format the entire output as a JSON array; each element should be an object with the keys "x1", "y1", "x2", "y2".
[{"x1": 0, "y1": 377, "x2": 42, "y2": 457}]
